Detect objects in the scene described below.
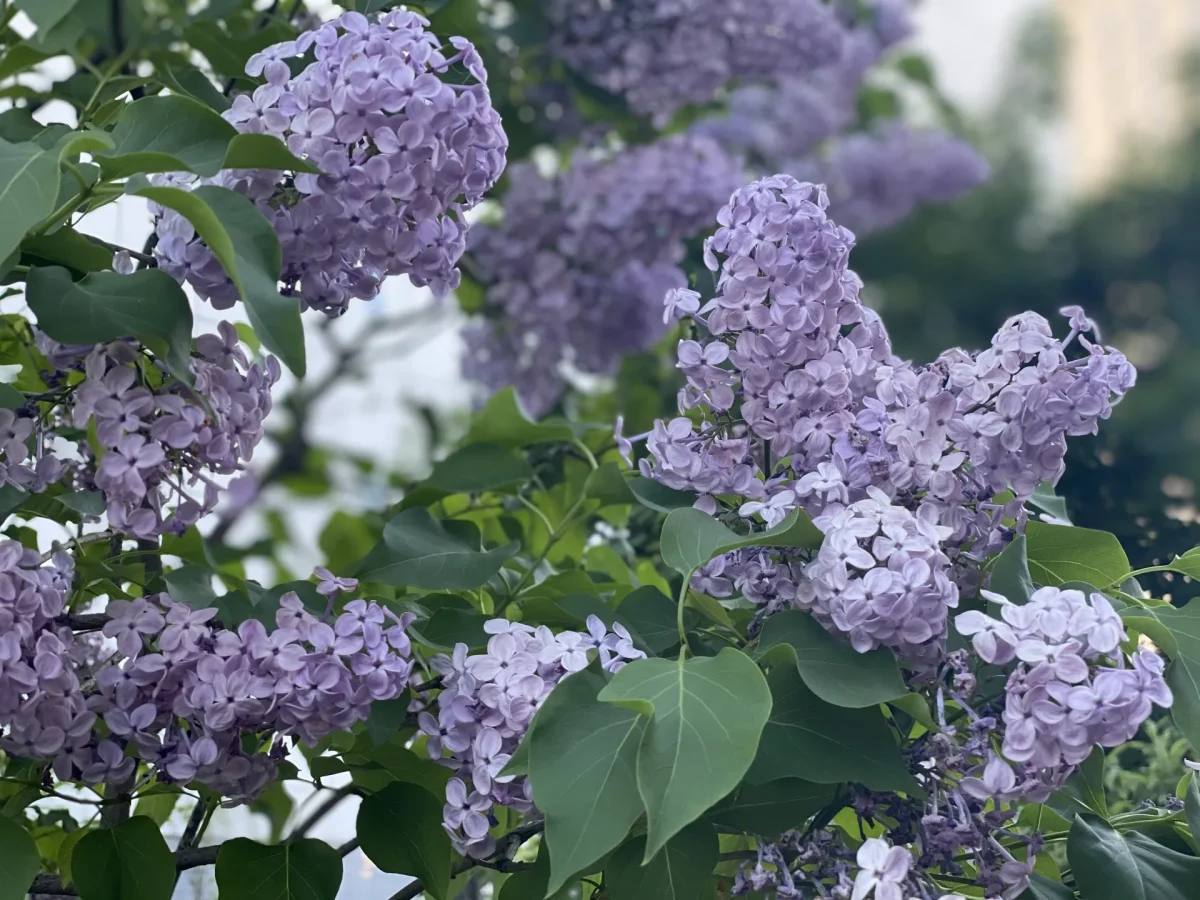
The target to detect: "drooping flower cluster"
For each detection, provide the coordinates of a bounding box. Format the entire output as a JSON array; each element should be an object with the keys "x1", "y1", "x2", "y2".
[
  {"x1": 420, "y1": 617, "x2": 643, "y2": 856},
  {"x1": 0, "y1": 405, "x2": 66, "y2": 493},
  {"x1": 43, "y1": 324, "x2": 278, "y2": 538},
  {"x1": 638, "y1": 175, "x2": 1135, "y2": 662},
  {"x1": 797, "y1": 124, "x2": 991, "y2": 234},
  {"x1": 0, "y1": 545, "x2": 91, "y2": 771},
  {"x1": 955, "y1": 586, "x2": 1172, "y2": 799},
  {"x1": 60, "y1": 587, "x2": 414, "y2": 802},
  {"x1": 463, "y1": 135, "x2": 741, "y2": 414},
  {"x1": 154, "y1": 9, "x2": 507, "y2": 314},
  {"x1": 545, "y1": 0, "x2": 847, "y2": 121},
  {"x1": 695, "y1": 3, "x2": 988, "y2": 235}
]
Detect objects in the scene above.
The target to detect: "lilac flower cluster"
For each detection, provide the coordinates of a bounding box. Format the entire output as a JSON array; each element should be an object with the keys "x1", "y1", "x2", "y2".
[
  {"x1": 54, "y1": 587, "x2": 415, "y2": 802},
  {"x1": 0, "y1": 406, "x2": 66, "y2": 493},
  {"x1": 0, "y1": 545, "x2": 92, "y2": 771},
  {"x1": 45, "y1": 324, "x2": 278, "y2": 538},
  {"x1": 636, "y1": 175, "x2": 1134, "y2": 664},
  {"x1": 545, "y1": 0, "x2": 847, "y2": 121},
  {"x1": 463, "y1": 135, "x2": 741, "y2": 415},
  {"x1": 419, "y1": 616, "x2": 643, "y2": 856},
  {"x1": 955, "y1": 587, "x2": 1172, "y2": 799},
  {"x1": 798, "y1": 124, "x2": 991, "y2": 235},
  {"x1": 154, "y1": 9, "x2": 507, "y2": 314}
]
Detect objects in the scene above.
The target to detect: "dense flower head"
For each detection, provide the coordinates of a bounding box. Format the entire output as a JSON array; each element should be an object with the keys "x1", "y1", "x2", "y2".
[
  {"x1": 638, "y1": 175, "x2": 1135, "y2": 663},
  {"x1": 798, "y1": 124, "x2": 991, "y2": 235},
  {"x1": 955, "y1": 586, "x2": 1171, "y2": 800},
  {"x1": 546, "y1": 0, "x2": 848, "y2": 121},
  {"x1": 154, "y1": 8, "x2": 507, "y2": 314},
  {"x1": 463, "y1": 134, "x2": 741, "y2": 415},
  {"x1": 23, "y1": 588, "x2": 418, "y2": 802},
  {"x1": 42, "y1": 324, "x2": 279, "y2": 538},
  {"x1": 420, "y1": 616, "x2": 643, "y2": 856}
]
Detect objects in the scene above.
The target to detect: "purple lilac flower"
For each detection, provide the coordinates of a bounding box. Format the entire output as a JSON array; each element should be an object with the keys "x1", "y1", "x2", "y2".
[
  {"x1": 422, "y1": 616, "x2": 644, "y2": 857},
  {"x1": 636, "y1": 174, "x2": 1134, "y2": 661},
  {"x1": 546, "y1": 0, "x2": 848, "y2": 122},
  {"x1": 954, "y1": 586, "x2": 1172, "y2": 801},
  {"x1": 45, "y1": 323, "x2": 279, "y2": 539},
  {"x1": 154, "y1": 9, "x2": 507, "y2": 314},
  {"x1": 463, "y1": 135, "x2": 741, "y2": 415}
]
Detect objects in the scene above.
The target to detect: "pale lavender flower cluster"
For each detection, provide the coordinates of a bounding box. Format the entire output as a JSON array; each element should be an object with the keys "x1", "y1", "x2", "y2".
[
  {"x1": 955, "y1": 586, "x2": 1172, "y2": 800},
  {"x1": 154, "y1": 9, "x2": 507, "y2": 314},
  {"x1": 420, "y1": 616, "x2": 643, "y2": 857},
  {"x1": 51, "y1": 590, "x2": 417, "y2": 801},
  {"x1": 799, "y1": 124, "x2": 990, "y2": 235},
  {"x1": 0, "y1": 546, "x2": 93, "y2": 771},
  {"x1": 801, "y1": 487, "x2": 959, "y2": 660},
  {"x1": 637, "y1": 175, "x2": 1134, "y2": 662},
  {"x1": 50, "y1": 324, "x2": 278, "y2": 538},
  {"x1": 0, "y1": 407, "x2": 66, "y2": 493},
  {"x1": 463, "y1": 135, "x2": 741, "y2": 415},
  {"x1": 546, "y1": 0, "x2": 847, "y2": 121}
]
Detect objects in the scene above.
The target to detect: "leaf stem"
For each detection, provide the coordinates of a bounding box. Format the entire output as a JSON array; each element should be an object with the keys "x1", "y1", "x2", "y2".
[{"x1": 677, "y1": 573, "x2": 693, "y2": 658}]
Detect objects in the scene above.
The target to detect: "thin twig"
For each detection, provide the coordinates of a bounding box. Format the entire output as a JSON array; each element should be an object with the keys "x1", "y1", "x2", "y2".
[
  {"x1": 287, "y1": 786, "x2": 354, "y2": 840},
  {"x1": 177, "y1": 797, "x2": 212, "y2": 851},
  {"x1": 338, "y1": 837, "x2": 360, "y2": 857}
]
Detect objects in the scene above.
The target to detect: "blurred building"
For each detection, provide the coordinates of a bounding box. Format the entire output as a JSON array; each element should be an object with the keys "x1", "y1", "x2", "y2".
[{"x1": 1058, "y1": 0, "x2": 1200, "y2": 193}]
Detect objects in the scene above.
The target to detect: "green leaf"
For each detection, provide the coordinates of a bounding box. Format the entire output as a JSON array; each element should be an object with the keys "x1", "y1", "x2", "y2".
[
  {"x1": 627, "y1": 476, "x2": 696, "y2": 513},
  {"x1": 415, "y1": 607, "x2": 491, "y2": 650},
  {"x1": 56, "y1": 490, "x2": 105, "y2": 517},
  {"x1": 0, "y1": 137, "x2": 62, "y2": 263},
  {"x1": 586, "y1": 462, "x2": 637, "y2": 507},
  {"x1": 1024, "y1": 522, "x2": 1130, "y2": 588},
  {"x1": 0, "y1": 814, "x2": 39, "y2": 900},
  {"x1": 58, "y1": 827, "x2": 89, "y2": 888},
  {"x1": 357, "y1": 782, "x2": 451, "y2": 900},
  {"x1": 1020, "y1": 873, "x2": 1075, "y2": 900},
  {"x1": 464, "y1": 388, "x2": 573, "y2": 447},
  {"x1": 1067, "y1": 814, "x2": 1200, "y2": 900},
  {"x1": 72, "y1": 817, "x2": 175, "y2": 900},
  {"x1": 529, "y1": 668, "x2": 647, "y2": 893},
  {"x1": 747, "y1": 666, "x2": 918, "y2": 793},
  {"x1": 356, "y1": 508, "x2": 518, "y2": 590},
  {"x1": 1051, "y1": 746, "x2": 1108, "y2": 819},
  {"x1": 132, "y1": 789, "x2": 181, "y2": 827},
  {"x1": 25, "y1": 267, "x2": 194, "y2": 382},
  {"x1": 1120, "y1": 600, "x2": 1200, "y2": 753},
  {"x1": 604, "y1": 822, "x2": 718, "y2": 900},
  {"x1": 162, "y1": 565, "x2": 218, "y2": 609},
  {"x1": 989, "y1": 534, "x2": 1035, "y2": 603},
  {"x1": 598, "y1": 649, "x2": 772, "y2": 861},
  {"x1": 215, "y1": 838, "x2": 342, "y2": 900},
  {"x1": 1028, "y1": 482, "x2": 1072, "y2": 524},
  {"x1": 364, "y1": 695, "x2": 410, "y2": 747},
  {"x1": 347, "y1": 743, "x2": 451, "y2": 794},
  {"x1": 128, "y1": 182, "x2": 305, "y2": 376},
  {"x1": 659, "y1": 508, "x2": 823, "y2": 576},
  {"x1": 708, "y1": 778, "x2": 837, "y2": 837},
  {"x1": 153, "y1": 61, "x2": 231, "y2": 112},
  {"x1": 1185, "y1": 774, "x2": 1200, "y2": 847},
  {"x1": 21, "y1": 226, "x2": 112, "y2": 272},
  {"x1": 423, "y1": 442, "x2": 532, "y2": 495},
  {"x1": 222, "y1": 133, "x2": 320, "y2": 174},
  {"x1": 97, "y1": 95, "x2": 236, "y2": 178},
  {"x1": 14, "y1": 0, "x2": 80, "y2": 33},
  {"x1": 617, "y1": 585, "x2": 690, "y2": 655},
  {"x1": 754, "y1": 610, "x2": 906, "y2": 708}
]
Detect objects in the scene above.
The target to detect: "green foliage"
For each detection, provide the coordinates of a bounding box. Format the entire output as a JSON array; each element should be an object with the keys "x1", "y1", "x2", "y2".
[
  {"x1": 356, "y1": 508, "x2": 519, "y2": 589},
  {"x1": 604, "y1": 822, "x2": 718, "y2": 900},
  {"x1": 597, "y1": 649, "x2": 772, "y2": 860},
  {"x1": 989, "y1": 533, "x2": 1035, "y2": 603},
  {"x1": 1024, "y1": 523, "x2": 1131, "y2": 588},
  {"x1": 72, "y1": 817, "x2": 175, "y2": 900},
  {"x1": 1067, "y1": 814, "x2": 1200, "y2": 900},
  {"x1": 0, "y1": 815, "x2": 39, "y2": 900},
  {"x1": 708, "y1": 779, "x2": 837, "y2": 837},
  {"x1": 528, "y1": 667, "x2": 645, "y2": 892},
  {"x1": 1122, "y1": 601, "x2": 1200, "y2": 753},
  {"x1": 754, "y1": 609, "x2": 907, "y2": 708},
  {"x1": 215, "y1": 839, "x2": 343, "y2": 900},
  {"x1": 358, "y1": 783, "x2": 452, "y2": 899},
  {"x1": 747, "y1": 666, "x2": 917, "y2": 793},
  {"x1": 658, "y1": 507, "x2": 822, "y2": 576}
]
